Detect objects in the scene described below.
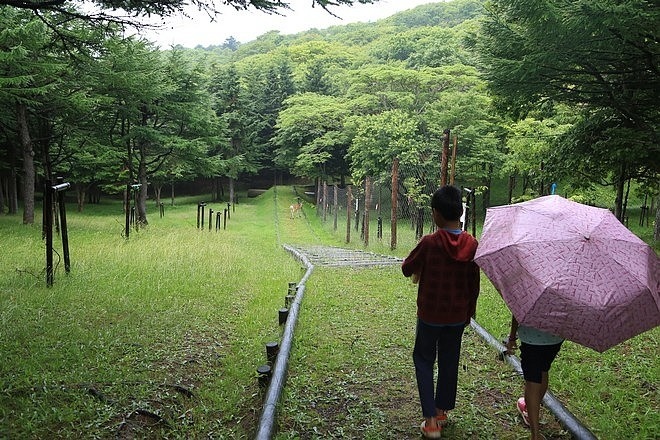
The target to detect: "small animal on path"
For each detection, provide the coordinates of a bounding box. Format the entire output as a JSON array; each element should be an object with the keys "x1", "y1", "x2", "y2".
[{"x1": 290, "y1": 200, "x2": 303, "y2": 218}]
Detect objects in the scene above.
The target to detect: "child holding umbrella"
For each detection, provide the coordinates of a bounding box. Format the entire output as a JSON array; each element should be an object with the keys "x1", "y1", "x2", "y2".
[{"x1": 505, "y1": 316, "x2": 564, "y2": 440}]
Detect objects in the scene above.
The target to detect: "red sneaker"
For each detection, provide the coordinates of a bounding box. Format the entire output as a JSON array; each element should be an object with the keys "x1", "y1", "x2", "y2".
[
  {"x1": 517, "y1": 397, "x2": 530, "y2": 427},
  {"x1": 436, "y1": 411, "x2": 448, "y2": 427}
]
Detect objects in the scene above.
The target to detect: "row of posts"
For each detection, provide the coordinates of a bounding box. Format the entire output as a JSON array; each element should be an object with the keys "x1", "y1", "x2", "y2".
[
  {"x1": 256, "y1": 282, "x2": 297, "y2": 388},
  {"x1": 196, "y1": 202, "x2": 231, "y2": 230}
]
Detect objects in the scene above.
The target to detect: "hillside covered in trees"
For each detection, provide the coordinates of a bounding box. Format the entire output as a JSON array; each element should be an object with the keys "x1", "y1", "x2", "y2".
[{"x1": 1, "y1": 0, "x2": 657, "y2": 237}]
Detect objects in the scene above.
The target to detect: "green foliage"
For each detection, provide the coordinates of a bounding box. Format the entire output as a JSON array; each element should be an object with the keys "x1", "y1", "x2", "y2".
[
  {"x1": 273, "y1": 92, "x2": 351, "y2": 179},
  {"x1": 479, "y1": 0, "x2": 659, "y2": 216}
]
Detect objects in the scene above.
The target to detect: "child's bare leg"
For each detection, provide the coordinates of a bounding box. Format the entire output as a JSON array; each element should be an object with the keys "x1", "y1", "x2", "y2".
[{"x1": 524, "y1": 372, "x2": 549, "y2": 440}]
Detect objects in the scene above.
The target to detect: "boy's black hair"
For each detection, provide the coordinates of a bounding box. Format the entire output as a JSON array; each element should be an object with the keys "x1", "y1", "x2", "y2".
[{"x1": 431, "y1": 185, "x2": 463, "y2": 221}]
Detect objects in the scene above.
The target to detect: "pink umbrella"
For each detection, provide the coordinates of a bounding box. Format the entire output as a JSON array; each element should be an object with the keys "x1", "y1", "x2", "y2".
[{"x1": 475, "y1": 195, "x2": 660, "y2": 352}]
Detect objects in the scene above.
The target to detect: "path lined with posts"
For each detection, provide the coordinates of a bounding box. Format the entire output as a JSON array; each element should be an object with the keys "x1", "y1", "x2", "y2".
[{"x1": 255, "y1": 186, "x2": 597, "y2": 440}]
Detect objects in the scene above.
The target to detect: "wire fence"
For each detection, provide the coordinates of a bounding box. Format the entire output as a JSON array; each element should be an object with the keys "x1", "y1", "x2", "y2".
[{"x1": 299, "y1": 160, "x2": 477, "y2": 251}]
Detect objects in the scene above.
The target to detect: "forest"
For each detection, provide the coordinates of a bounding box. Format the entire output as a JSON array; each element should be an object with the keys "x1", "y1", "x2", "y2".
[{"x1": 1, "y1": 0, "x2": 658, "y2": 238}]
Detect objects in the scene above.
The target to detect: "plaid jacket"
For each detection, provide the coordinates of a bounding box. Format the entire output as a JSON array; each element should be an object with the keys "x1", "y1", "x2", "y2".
[{"x1": 402, "y1": 229, "x2": 480, "y2": 325}]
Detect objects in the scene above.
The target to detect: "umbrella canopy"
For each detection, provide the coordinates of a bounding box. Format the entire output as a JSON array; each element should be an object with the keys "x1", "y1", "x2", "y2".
[{"x1": 475, "y1": 195, "x2": 660, "y2": 352}]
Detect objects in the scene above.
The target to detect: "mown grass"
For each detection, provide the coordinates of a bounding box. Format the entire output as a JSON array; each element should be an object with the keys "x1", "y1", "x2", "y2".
[
  {"x1": 1, "y1": 186, "x2": 658, "y2": 439},
  {"x1": 1, "y1": 190, "x2": 302, "y2": 438}
]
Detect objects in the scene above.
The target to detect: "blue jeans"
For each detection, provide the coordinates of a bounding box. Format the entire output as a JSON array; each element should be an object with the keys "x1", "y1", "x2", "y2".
[{"x1": 413, "y1": 319, "x2": 465, "y2": 418}]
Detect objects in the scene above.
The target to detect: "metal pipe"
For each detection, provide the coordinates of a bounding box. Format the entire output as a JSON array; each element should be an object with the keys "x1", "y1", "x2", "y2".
[
  {"x1": 255, "y1": 245, "x2": 314, "y2": 440},
  {"x1": 469, "y1": 319, "x2": 598, "y2": 440},
  {"x1": 51, "y1": 182, "x2": 71, "y2": 192}
]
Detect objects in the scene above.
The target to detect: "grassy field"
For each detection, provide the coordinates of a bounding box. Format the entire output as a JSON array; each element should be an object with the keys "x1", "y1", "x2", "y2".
[{"x1": 0, "y1": 186, "x2": 658, "y2": 439}]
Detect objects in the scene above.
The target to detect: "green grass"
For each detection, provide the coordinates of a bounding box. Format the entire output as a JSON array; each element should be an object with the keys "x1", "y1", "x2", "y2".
[{"x1": 1, "y1": 186, "x2": 658, "y2": 439}]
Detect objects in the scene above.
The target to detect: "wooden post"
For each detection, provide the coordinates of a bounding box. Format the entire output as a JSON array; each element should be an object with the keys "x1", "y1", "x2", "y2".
[
  {"x1": 391, "y1": 158, "x2": 399, "y2": 250},
  {"x1": 346, "y1": 185, "x2": 352, "y2": 243},
  {"x1": 364, "y1": 177, "x2": 371, "y2": 246},
  {"x1": 333, "y1": 184, "x2": 338, "y2": 231},
  {"x1": 323, "y1": 181, "x2": 328, "y2": 222},
  {"x1": 450, "y1": 135, "x2": 458, "y2": 185},
  {"x1": 441, "y1": 129, "x2": 450, "y2": 186}
]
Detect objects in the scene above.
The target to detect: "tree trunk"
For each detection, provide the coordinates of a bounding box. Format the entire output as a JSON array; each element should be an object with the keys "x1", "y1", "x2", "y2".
[
  {"x1": 0, "y1": 176, "x2": 5, "y2": 214},
  {"x1": 76, "y1": 184, "x2": 86, "y2": 212},
  {"x1": 171, "y1": 180, "x2": 175, "y2": 206},
  {"x1": 229, "y1": 177, "x2": 235, "y2": 206},
  {"x1": 507, "y1": 173, "x2": 516, "y2": 204},
  {"x1": 212, "y1": 178, "x2": 218, "y2": 201},
  {"x1": 154, "y1": 184, "x2": 162, "y2": 206},
  {"x1": 17, "y1": 103, "x2": 35, "y2": 224},
  {"x1": 137, "y1": 160, "x2": 149, "y2": 225},
  {"x1": 8, "y1": 159, "x2": 18, "y2": 215},
  {"x1": 614, "y1": 162, "x2": 626, "y2": 221}
]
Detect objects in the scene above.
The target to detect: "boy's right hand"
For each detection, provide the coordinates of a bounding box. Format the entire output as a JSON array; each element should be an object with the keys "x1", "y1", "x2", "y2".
[{"x1": 411, "y1": 272, "x2": 420, "y2": 284}]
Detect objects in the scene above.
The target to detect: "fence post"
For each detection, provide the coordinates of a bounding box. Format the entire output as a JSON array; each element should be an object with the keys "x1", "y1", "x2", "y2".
[
  {"x1": 450, "y1": 135, "x2": 458, "y2": 185},
  {"x1": 346, "y1": 185, "x2": 352, "y2": 243},
  {"x1": 125, "y1": 184, "x2": 131, "y2": 238},
  {"x1": 333, "y1": 184, "x2": 338, "y2": 231},
  {"x1": 323, "y1": 181, "x2": 328, "y2": 222},
  {"x1": 364, "y1": 177, "x2": 370, "y2": 246},
  {"x1": 391, "y1": 158, "x2": 399, "y2": 250},
  {"x1": 56, "y1": 177, "x2": 70, "y2": 274},
  {"x1": 45, "y1": 180, "x2": 54, "y2": 287},
  {"x1": 209, "y1": 209, "x2": 214, "y2": 231}
]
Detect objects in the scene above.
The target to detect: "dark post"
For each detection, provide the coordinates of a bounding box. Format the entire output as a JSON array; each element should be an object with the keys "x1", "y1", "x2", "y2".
[
  {"x1": 216, "y1": 211, "x2": 221, "y2": 231},
  {"x1": 346, "y1": 185, "x2": 352, "y2": 243},
  {"x1": 323, "y1": 181, "x2": 328, "y2": 222},
  {"x1": 227, "y1": 202, "x2": 231, "y2": 220},
  {"x1": 416, "y1": 207, "x2": 424, "y2": 240},
  {"x1": 55, "y1": 177, "x2": 70, "y2": 273},
  {"x1": 125, "y1": 183, "x2": 131, "y2": 238},
  {"x1": 333, "y1": 184, "x2": 338, "y2": 231},
  {"x1": 391, "y1": 158, "x2": 399, "y2": 250},
  {"x1": 265, "y1": 342, "x2": 279, "y2": 365},
  {"x1": 224, "y1": 208, "x2": 228, "y2": 229},
  {"x1": 200, "y1": 202, "x2": 205, "y2": 229},
  {"x1": 132, "y1": 184, "x2": 141, "y2": 231},
  {"x1": 364, "y1": 177, "x2": 370, "y2": 246},
  {"x1": 45, "y1": 180, "x2": 54, "y2": 287},
  {"x1": 257, "y1": 364, "x2": 272, "y2": 388},
  {"x1": 278, "y1": 308, "x2": 289, "y2": 325},
  {"x1": 159, "y1": 202, "x2": 164, "y2": 218},
  {"x1": 208, "y1": 208, "x2": 214, "y2": 231}
]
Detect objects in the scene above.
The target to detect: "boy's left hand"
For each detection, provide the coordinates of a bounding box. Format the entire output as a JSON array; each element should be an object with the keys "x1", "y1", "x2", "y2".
[{"x1": 411, "y1": 272, "x2": 420, "y2": 284}]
